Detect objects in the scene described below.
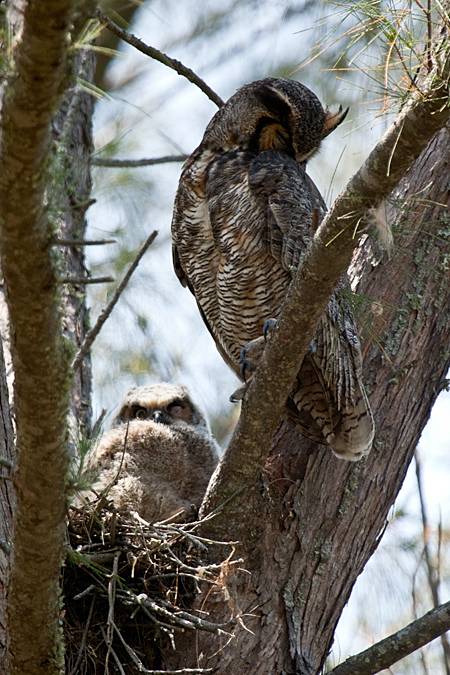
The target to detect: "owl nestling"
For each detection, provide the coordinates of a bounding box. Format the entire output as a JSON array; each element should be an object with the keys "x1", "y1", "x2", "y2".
[
  {"x1": 172, "y1": 77, "x2": 375, "y2": 460},
  {"x1": 89, "y1": 384, "x2": 219, "y2": 522}
]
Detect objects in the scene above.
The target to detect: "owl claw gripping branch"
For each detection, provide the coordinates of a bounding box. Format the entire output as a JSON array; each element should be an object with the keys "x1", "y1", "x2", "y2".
[{"x1": 172, "y1": 77, "x2": 375, "y2": 461}]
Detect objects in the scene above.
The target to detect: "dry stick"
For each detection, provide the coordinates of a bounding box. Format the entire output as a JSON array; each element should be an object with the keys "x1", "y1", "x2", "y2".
[
  {"x1": 105, "y1": 551, "x2": 121, "y2": 673},
  {"x1": 110, "y1": 619, "x2": 153, "y2": 671},
  {"x1": 111, "y1": 620, "x2": 212, "y2": 675},
  {"x1": 96, "y1": 10, "x2": 224, "y2": 109},
  {"x1": 117, "y1": 589, "x2": 235, "y2": 634},
  {"x1": 72, "y1": 230, "x2": 158, "y2": 371},
  {"x1": 100, "y1": 628, "x2": 126, "y2": 675},
  {"x1": 327, "y1": 599, "x2": 450, "y2": 675},
  {"x1": 59, "y1": 275, "x2": 114, "y2": 285},
  {"x1": 55, "y1": 238, "x2": 116, "y2": 246},
  {"x1": 69, "y1": 593, "x2": 96, "y2": 675},
  {"x1": 73, "y1": 584, "x2": 95, "y2": 600},
  {"x1": 92, "y1": 155, "x2": 188, "y2": 168},
  {"x1": 158, "y1": 599, "x2": 236, "y2": 634},
  {"x1": 415, "y1": 450, "x2": 450, "y2": 675}
]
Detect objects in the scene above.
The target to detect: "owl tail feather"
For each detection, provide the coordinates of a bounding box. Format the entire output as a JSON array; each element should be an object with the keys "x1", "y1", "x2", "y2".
[
  {"x1": 325, "y1": 384, "x2": 375, "y2": 461},
  {"x1": 286, "y1": 356, "x2": 375, "y2": 461}
]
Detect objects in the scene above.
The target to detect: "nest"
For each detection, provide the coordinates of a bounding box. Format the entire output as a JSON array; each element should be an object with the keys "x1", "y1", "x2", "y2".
[{"x1": 64, "y1": 498, "x2": 240, "y2": 674}]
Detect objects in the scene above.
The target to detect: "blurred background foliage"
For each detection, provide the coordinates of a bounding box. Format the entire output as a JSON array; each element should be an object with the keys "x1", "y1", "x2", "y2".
[{"x1": 81, "y1": 1, "x2": 450, "y2": 671}]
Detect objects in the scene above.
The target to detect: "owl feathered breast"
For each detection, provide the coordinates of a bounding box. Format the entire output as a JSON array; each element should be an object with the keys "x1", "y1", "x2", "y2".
[{"x1": 172, "y1": 78, "x2": 374, "y2": 460}]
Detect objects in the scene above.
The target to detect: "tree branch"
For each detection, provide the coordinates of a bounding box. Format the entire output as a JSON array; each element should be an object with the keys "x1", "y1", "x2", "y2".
[
  {"x1": 0, "y1": 0, "x2": 75, "y2": 672},
  {"x1": 327, "y1": 599, "x2": 450, "y2": 675},
  {"x1": 72, "y1": 230, "x2": 158, "y2": 371},
  {"x1": 200, "y1": 26, "x2": 450, "y2": 525},
  {"x1": 54, "y1": 238, "x2": 116, "y2": 246},
  {"x1": 92, "y1": 155, "x2": 188, "y2": 167},
  {"x1": 96, "y1": 11, "x2": 224, "y2": 108},
  {"x1": 59, "y1": 275, "x2": 115, "y2": 285}
]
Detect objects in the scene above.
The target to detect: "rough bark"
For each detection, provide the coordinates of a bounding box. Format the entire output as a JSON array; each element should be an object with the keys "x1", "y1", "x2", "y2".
[
  {"x1": 0, "y1": 1, "x2": 95, "y2": 670},
  {"x1": 165, "y1": 93, "x2": 450, "y2": 675},
  {"x1": 0, "y1": 0, "x2": 89, "y2": 671},
  {"x1": 53, "y1": 44, "x2": 95, "y2": 434}
]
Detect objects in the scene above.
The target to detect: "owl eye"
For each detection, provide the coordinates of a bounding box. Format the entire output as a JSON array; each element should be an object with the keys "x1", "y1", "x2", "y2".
[
  {"x1": 167, "y1": 400, "x2": 192, "y2": 423},
  {"x1": 167, "y1": 400, "x2": 185, "y2": 416},
  {"x1": 134, "y1": 407, "x2": 148, "y2": 420},
  {"x1": 168, "y1": 405, "x2": 183, "y2": 417}
]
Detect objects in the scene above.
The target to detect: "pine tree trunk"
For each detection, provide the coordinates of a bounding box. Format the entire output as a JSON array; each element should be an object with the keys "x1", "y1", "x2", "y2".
[
  {"x1": 0, "y1": 2, "x2": 95, "y2": 670},
  {"x1": 53, "y1": 46, "x2": 95, "y2": 433}
]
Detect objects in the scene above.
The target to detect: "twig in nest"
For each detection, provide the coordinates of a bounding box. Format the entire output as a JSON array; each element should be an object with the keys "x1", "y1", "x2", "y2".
[
  {"x1": 66, "y1": 500, "x2": 243, "y2": 672},
  {"x1": 105, "y1": 550, "x2": 121, "y2": 672},
  {"x1": 112, "y1": 619, "x2": 213, "y2": 674},
  {"x1": 100, "y1": 627, "x2": 126, "y2": 675},
  {"x1": 73, "y1": 584, "x2": 96, "y2": 600},
  {"x1": 69, "y1": 593, "x2": 96, "y2": 675},
  {"x1": 159, "y1": 598, "x2": 237, "y2": 634},
  {"x1": 116, "y1": 590, "x2": 235, "y2": 636}
]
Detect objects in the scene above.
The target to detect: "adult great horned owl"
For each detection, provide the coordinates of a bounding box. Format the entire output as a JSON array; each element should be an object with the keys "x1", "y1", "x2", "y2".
[
  {"x1": 171, "y1": 77, "x2": 375, "y2": 461},
  {"x1": 90, "y1": 384, "x2": 219, "y2": 522}
]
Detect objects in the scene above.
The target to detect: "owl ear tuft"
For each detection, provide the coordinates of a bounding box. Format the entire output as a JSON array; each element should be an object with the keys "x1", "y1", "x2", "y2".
[
  {"x1": 251, "y1": 82, "x2": 292, "y2": 121},
  {"x1": 322, "y1": 105, "x2": 349, "y2": 138}
]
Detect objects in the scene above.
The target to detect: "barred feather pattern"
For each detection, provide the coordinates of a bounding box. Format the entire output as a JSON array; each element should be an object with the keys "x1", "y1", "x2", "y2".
[{"x1": 171, "y1": 78, "x2": 374, "y2": 460}]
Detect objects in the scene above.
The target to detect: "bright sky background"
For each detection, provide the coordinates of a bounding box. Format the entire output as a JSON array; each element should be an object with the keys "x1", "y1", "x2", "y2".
[{"x1": 85, "y1": 2, "x2": 450, "y2": 670}]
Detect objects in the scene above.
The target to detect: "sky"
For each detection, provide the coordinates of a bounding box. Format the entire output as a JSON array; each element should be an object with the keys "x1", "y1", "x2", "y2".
[{"x1": 85, "y1": 1, "x2": 450, "y2": 670}]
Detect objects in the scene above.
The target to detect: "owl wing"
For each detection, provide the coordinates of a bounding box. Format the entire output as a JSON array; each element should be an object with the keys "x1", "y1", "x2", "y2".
[
  {"x1": 247, "y1": 151, "x2": 319, "y2": 271},
  {"x1": 248, "y1": 151, "x2": 374, "y2": 458},
  {"x1": 172, "y1": 149, "x2": 242, "y2": 376}
]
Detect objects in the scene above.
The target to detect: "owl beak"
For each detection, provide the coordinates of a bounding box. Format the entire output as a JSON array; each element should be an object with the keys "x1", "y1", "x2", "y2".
[
  {"x1": 322, "y1": 105, "x2": 349, "y2": 138},
  {"x1": 153, "y1": 410, "x2": 163, "y2": 423}
]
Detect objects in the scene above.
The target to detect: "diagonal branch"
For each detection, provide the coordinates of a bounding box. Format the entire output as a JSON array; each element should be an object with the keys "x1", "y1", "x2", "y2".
[
  {"x1": 72, "y1": 230, "x2": 158, "y2": 371},
  {"x1": 200, "y1": 27, "x2": 450, "y2": 524},
  {"x1": 327, "y1": 599, "x2": 450, "y2": 675},
  {"x1": 96, "y1": 11, "x2": 224, "y2": 108}
]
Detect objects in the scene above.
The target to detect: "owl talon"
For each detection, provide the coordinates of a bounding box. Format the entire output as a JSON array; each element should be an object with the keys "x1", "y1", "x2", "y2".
[
  {"x1": 233, "y1": 320, "x2": 277, "y2": 398},
  {"x1": 230, "y1": 382, "x2": 249, "y2": 402},
  {"x1": 263, "y1": 318, "x2": 277, "y2": 339},
  {"x1": 239, "y1": 335, "x2": 266, "y2": 382}
]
